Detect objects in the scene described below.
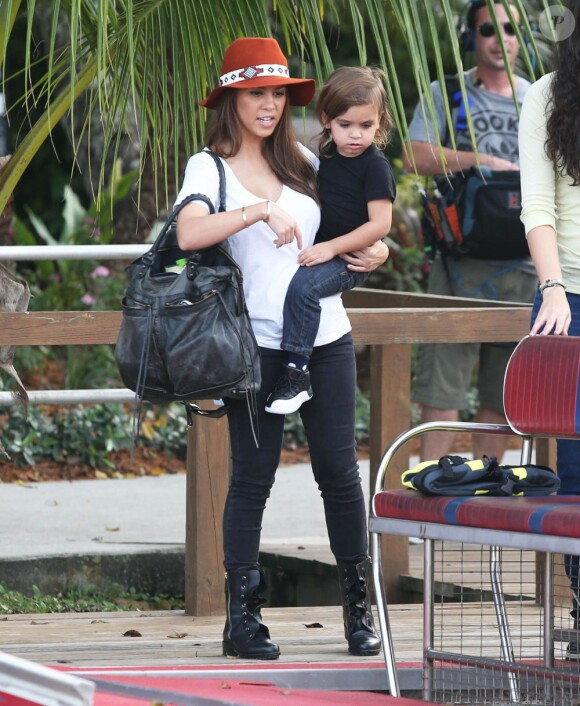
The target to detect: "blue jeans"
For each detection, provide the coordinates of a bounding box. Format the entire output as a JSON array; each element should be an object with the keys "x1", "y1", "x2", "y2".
[
  {"x1": 531, "y1": 289, "x2": 580, "y2": 591},
  {"x1": 223, "y1": 333, "x2": 368, "y2": 571},
  {"x1": 282, "y1": 258, "x2": 368, "y2": 357}
]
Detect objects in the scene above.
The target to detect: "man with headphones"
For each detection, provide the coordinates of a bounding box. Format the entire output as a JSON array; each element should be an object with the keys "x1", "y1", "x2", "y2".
[{"x1": 403, "y1": 0, "x2": 537, "y2": 465}]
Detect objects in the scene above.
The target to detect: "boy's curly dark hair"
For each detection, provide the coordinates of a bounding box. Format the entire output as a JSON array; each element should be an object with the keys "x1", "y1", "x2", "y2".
[{"x1": 545, "y1": 0, "x2": 580, "y2": 186}]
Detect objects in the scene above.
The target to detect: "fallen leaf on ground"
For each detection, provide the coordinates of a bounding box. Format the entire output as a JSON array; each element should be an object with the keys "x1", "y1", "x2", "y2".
[
  {"x1": 122, "y1": 629, "x2": 142, "y2": 637},
  {"x1": 303, "y1": 622, "x2": 323, "y2": 628},
  {"x1": 149, "y1": 467, "x2": 167, "y2": 476}
]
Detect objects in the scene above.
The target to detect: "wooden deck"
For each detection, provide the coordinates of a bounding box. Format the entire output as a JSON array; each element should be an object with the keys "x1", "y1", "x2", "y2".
[
  {"x1": 0, "y1": 599, "x2": 566, "y2": 697},
  {"x1": 0, "y1": 540, "x2": 570, "y2": 705},
  {"x1": 0, "y1": 544, "x2": 573, "y2": 699},
  {"x1": 0, "y1": 543, "x2": 547, "y2": 671},
  {"x1": 0, "y1": 605, "x2": 400, "y2": 693},
  {"x1": 0, "y1": 601, "x2": 552, "y2": 668}
]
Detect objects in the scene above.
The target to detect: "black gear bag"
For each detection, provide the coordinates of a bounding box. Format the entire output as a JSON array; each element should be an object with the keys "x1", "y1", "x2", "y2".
[
  {"x1": 402, "y1": 455, "x2": 560, "y2": 497},
  {"x1": 421, "y1": 75, "x2": 529, "y2": 261}
]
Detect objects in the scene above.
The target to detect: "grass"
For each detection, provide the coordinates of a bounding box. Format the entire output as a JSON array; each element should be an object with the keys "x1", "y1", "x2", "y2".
[{"x1": 0, "y1": 582, "x2": 184, "y2": 614}]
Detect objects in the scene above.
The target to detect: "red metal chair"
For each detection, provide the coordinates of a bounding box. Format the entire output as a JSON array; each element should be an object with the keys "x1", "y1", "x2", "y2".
[{"x1": 370, "y1": 335, "x2": 580, "y2": 702}]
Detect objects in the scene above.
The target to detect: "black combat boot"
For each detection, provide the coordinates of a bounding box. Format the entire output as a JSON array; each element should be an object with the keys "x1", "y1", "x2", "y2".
[
  {"x1": 337, "y1": 556, "x2": 382, "y2": 656},
  {"x1": 222, "y1": 568, "x2": 281, "y2": 660}
]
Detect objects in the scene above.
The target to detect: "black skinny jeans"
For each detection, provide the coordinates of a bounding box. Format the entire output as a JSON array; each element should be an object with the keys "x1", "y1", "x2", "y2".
[{"x1": 223, "y1": 333, "x2": 368, "y2": 571}]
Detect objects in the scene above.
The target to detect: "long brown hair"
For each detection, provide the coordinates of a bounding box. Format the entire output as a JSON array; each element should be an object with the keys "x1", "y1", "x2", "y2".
[
  {"x1": 545, "y1": 0, "x2": 580, "y2": 186},
  {"x1": 204, "y1": 90, "x2": 318, "y2": 202},
  {"x1": 315, "y1": 66, "x2": 393, "y2": 157}
]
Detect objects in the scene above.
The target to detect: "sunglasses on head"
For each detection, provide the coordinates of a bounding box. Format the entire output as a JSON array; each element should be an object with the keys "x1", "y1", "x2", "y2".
[{"x1": 478, "y1": 21, "x2": 517, "y2": 37}]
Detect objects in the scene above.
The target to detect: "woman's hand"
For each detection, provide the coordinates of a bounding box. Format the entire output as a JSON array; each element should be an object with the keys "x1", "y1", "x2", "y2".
[
  {"x1": 339, "y1": 240, "x2": 389, "y2": 272},
  {"x1": 530, "y1": 286, "x2": 571, "y2": 336},
  {"x1": 267, "y1": 202, "x2": 303, "y2": 250}
]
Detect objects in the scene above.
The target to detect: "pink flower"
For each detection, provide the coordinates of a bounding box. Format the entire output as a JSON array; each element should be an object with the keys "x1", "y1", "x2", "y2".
[
  {"x1": 91, "y1": 265, "x2": 110, "y2": 279},
  {"x1": 81, "y1": 293, "x2": 95, "y2": 306}
]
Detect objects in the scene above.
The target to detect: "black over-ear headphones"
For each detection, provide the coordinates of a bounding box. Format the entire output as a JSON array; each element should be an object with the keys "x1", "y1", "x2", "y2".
[
  {"x1": 456, "y1": 0, "x2": 537, "y2": 71},
  {"x1": 456, "y1": 0, "x2": 486, "y2": 53}
]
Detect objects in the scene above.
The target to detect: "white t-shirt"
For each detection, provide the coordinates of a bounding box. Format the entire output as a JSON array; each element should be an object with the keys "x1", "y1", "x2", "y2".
[{"x1": 175, "y1": 148, "x2": 351, "y2": 349}]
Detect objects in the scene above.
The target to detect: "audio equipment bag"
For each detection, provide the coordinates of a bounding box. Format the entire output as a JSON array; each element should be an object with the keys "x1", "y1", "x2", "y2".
[
  {"x1": 115, "y1": 150, "x2": 261, "y2": 422},
  {"x1": 421, "y1": 75, "x2": 529, "y2": 261}
]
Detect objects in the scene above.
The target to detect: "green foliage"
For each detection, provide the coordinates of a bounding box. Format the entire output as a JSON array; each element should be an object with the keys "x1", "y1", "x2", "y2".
[
  {"x1": 62, "y1": 345, "x2": 121, "y2": 391},
  {"x1": 0, "y1": 581, "x2": 184, "y2": 614},
  {"x1": 0, "y1": 403, "x2": 188, "y2": 469},
  {"x1": 10, "y1": 171, "x2": 135, "y2": 391},
  {"x1": 15, "y1": 163, "x2": 135, "y2": 313},
  {"x1": 283, "y1": 386, "x2": 370, "y2": 448},
  {"x1": 365, "y1": 159, "x2": 429, "y2": 293},
  {"x1": 0, "y1": 582, "x2": 121, "y2": 614}
]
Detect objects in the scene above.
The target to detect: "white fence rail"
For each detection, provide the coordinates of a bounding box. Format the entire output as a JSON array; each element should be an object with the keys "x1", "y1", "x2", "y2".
[{"x1": 0, "y1": 245, "x2": 148, "y2": 261}]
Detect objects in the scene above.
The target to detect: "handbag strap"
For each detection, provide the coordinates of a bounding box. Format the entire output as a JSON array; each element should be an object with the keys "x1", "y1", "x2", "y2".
[
  {"x1": 144, "y1": 149, "x2": 227, "y2": 259},
  {"x1": 203, "y1": 148, "x2": 227, "y2": 212}
]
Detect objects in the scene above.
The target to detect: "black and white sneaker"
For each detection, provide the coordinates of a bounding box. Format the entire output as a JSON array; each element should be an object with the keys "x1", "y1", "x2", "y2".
[{"x1": 265, "y1": 364, "x2": 313, "y2": 415}]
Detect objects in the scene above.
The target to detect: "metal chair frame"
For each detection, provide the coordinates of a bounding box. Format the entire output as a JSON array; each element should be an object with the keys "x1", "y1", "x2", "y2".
[{"x1": 370, "y1": 335, "x2": 580, "y2": 701}]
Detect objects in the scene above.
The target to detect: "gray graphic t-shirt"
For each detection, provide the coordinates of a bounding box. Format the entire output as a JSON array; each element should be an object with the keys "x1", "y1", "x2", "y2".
[{"x1": 407, "y1": 69, "x2": 531, "y2": 165}]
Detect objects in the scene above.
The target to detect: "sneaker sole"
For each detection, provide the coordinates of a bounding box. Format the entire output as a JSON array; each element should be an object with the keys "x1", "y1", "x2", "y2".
[{"x1": 265, "y1": 391, "x2": 313, "y2": 415}]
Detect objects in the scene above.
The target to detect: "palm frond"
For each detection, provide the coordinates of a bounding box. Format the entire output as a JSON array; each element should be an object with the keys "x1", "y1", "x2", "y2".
[{"x1": 0, "y1": 0, "x2": 558, "y2": 215}]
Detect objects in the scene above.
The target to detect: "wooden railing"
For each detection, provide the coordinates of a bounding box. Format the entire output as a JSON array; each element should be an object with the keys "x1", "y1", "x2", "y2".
[{"x1": 0, "y1": 289, "x2": 540, "y2": 614}]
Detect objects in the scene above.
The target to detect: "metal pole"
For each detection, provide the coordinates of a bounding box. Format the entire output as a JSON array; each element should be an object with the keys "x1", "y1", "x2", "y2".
[
  {"x1": 423, "y1": 538, "x2": 435, "y2": 702},
  {"x1": 371, "y1": 531, "x2": 401, "y2": 697},
  {"x1": 0, "y1": 389, "x2": 135, "y2": 407},
  {"x1": 490, "y1": 545, "x2": 521, "y2": 703},
  {"x1": 0, "y1": 245, "x2": 148, "y2": 261}
]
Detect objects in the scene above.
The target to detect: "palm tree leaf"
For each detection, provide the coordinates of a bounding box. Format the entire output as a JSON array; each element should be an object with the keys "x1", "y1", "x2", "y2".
[{"x1": 0, "y1": 0, "x2": 557, "y2": 215}]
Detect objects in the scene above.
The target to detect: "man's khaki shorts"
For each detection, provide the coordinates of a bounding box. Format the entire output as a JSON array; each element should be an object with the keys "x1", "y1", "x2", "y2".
[{"x1": 413, "y1": 256, "x2": 537, "y2": 413}]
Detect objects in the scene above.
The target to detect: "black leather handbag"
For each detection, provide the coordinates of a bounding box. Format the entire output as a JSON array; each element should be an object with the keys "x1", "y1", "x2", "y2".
[{"x1": 115, "y1": 150, "x2": 261, "y2": 421}]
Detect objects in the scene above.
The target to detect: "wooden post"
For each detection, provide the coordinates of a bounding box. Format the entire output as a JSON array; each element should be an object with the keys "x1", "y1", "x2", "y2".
[
  {"x1": 184, "y1": 413, "x2": 230, "y2": 616},
  {"x1": 369, "y1": 343, "x2": 412, "y2": 603}
]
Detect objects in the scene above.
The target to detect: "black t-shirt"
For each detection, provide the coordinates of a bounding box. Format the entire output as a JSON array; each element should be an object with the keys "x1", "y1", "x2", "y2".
[{"x1": 316, "y1": 144, "x2": 397, "y2": 244}]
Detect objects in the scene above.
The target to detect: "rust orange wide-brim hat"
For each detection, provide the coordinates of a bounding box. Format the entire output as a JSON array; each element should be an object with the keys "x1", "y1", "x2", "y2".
[{"x1": 199, "y1": 37, "x2": 316, "y2": 110}]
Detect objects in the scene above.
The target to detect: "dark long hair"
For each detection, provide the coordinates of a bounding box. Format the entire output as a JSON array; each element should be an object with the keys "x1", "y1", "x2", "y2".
[
  {"x1": 204, "y1": 90, "x2": 318, "y2": 203},
  {"x1": 545, "y1": 0, "x2": 580, "y2": 185}
]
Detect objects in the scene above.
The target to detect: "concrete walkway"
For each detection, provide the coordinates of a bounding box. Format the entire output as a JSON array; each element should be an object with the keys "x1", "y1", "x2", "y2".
[
  {"x1": 0, "y1": 460, "x2": 370, "y2": 562},
  {"x1": 0, "y1": 448, "x2": 529, "y2": 564}
]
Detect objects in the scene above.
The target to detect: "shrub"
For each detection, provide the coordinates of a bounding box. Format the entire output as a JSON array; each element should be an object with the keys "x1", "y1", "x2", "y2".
[{"x1": 0, "y1": 403, "x2": 188, "y2": 469}]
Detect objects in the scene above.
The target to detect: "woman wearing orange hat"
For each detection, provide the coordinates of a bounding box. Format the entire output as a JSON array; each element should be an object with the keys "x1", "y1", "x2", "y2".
[{"x1": 176, "y1": 37, "x2": 387, "y2": 661}]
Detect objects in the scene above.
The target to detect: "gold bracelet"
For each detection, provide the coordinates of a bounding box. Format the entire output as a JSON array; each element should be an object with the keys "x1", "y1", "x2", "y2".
[
  {"x1": 241, "y1": 206, "x2": 249, "y2": 228},
  {"x1": 264, "y1": 200, "x2": 272, "y2": 223}
]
